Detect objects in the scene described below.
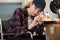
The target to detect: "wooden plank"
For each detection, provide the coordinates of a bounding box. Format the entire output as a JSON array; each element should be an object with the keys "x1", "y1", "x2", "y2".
[{"x1": 45, "y1": 24, "x2": 60, "y2": 40}]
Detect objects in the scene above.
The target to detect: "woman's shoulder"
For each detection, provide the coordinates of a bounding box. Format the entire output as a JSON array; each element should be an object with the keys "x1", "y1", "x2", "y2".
[
  {"x1": 14, "y1": 8, "x2": 28, "y2": 17},
  {"x1": 15, "y1": 8, "x2": 27, "y2": 12}
]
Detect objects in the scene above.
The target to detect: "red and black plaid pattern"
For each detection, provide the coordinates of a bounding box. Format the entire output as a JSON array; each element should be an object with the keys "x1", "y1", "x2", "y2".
[{"x1": 9, "y1": 8, "x2": 44, "y2": 36}]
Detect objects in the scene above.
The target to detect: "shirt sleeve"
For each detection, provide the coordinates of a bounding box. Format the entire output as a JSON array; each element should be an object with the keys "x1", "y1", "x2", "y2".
[{"x1": 9, "y1": 8, "x2": 28, "y2": 34}]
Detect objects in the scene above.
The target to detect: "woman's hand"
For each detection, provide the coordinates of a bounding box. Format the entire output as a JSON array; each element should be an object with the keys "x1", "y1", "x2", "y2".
[
  {"x1": 28, "y1": 15, "x2": 43, "y2": 30},
  {"x1": 33, "y1": 15, "x2": 43, "y2": 25}
]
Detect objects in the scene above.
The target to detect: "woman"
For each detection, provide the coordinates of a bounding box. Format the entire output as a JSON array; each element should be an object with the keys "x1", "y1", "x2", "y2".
[{"x1": 8, "y1": 0, "x2": 46, "y2": 40}]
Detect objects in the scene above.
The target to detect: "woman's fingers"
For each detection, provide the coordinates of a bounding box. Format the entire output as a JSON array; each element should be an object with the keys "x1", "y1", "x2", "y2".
[{"x1": 35, "y1": 15, "x2": 43, "y2": 23}]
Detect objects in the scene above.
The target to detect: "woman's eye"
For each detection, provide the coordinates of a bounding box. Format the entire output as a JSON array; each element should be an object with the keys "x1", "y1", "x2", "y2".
[{"x1": 35, "y1": 6, "x2": 37, "y2": 9}]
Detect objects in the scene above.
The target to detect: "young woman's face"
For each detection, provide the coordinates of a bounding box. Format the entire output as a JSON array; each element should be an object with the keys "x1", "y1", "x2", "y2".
[{"x1": 30, "y1": 4, "x2": 41, "y2": 16}]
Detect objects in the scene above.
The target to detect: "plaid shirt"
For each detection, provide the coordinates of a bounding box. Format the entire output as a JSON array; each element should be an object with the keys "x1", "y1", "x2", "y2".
[{"x1": 9, "y1": 8, "x2": 44, "y2": 35}]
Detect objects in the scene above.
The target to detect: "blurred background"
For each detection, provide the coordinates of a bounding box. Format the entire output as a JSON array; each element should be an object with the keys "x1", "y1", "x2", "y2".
[
  {"x1": 0, "y1": 0, "x2": 58, "y2": 20},
  {"x1": 0, "y1": 0, "x2": 60, "y2": 40}
]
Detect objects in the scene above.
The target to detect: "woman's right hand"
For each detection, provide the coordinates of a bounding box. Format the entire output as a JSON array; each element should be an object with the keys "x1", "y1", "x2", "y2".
[
  {"x1": 32, "y1": 15, "x2": 43, "y2": 26},
  {"x1": 28, "y1": 15, "x2": 43, "y2": 30}
]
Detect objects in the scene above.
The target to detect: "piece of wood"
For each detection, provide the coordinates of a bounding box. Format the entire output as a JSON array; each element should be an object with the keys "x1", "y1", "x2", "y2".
[
  {"x1": 45, "y1": 24, "x2": 60, "y2": 27},
  {"x1": 45, "y1": 24, "x2": 60, "y2": 40}
]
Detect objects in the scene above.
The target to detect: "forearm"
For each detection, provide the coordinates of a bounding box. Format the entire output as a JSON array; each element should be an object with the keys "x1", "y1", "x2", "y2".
[{"x1": 28, "y1": 23, "x2": 36, "y2": 30}]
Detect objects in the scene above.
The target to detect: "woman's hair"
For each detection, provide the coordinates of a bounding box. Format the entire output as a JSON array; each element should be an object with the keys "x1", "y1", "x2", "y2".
[
  {"x1": 25, "y1": 1, "x2": 43, "y2": 12},
  {"x1": 25, "y1": 1, "x2": 33, "y2": 8}
]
